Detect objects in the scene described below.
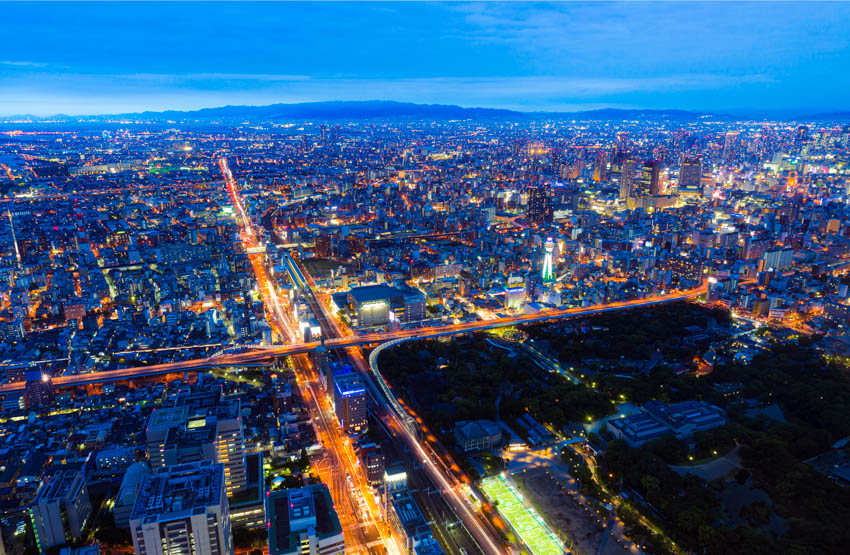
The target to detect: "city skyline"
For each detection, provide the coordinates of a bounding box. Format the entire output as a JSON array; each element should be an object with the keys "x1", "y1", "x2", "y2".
[
  {"x1": 2, "y1": 2, "x2": 850, "y2": 116},
  {"x1": 2, "y1": 3, "x2": 850, "y2": 555}
]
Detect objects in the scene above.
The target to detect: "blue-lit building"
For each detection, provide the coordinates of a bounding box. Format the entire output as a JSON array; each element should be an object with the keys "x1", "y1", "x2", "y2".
[{"x1": 333, "y1": 373, "x2": 368, "y2": 434}]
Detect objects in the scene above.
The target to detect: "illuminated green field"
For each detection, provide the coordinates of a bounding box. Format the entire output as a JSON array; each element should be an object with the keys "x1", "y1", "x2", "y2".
[{"x1": 480, "y1": 475, "x2": 564, "y2": 555}]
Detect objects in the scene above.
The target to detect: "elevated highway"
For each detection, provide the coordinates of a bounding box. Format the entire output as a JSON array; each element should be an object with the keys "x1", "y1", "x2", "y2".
[{"x1": 0, "y1": 284, "x2": 706, "y2": 394}]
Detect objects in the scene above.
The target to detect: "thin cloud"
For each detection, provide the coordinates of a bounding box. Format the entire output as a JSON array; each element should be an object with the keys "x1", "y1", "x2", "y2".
[{"x1": 0, "y1": 60, "x2": 47, "y2": 68}]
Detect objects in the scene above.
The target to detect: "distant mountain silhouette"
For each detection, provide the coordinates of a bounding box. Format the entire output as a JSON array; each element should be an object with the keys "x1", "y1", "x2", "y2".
[
  {"x1": 121, "y1": 100, "x2": 527, "y2": 121},
  {"x1": 4, "y1": 101, "x2": 847, "y2": 123}
]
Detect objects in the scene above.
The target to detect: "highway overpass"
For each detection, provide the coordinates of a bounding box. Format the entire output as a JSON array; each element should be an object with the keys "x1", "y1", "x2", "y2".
[{"x1": 0, "y1": 284, "x2": 705, "y2": 395}]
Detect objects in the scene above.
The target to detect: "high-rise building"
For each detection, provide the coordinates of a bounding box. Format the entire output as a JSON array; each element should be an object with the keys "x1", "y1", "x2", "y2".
[
  {"x1": 130, "y1": 461, "x2": 234, "y2": 555},
  {"x1": 678, "y1": 157, "x2": 702, "y2": 195},
  {"x1": 146, "y1": 390, "x2": 247, "y2": 495},
  {"x1": 592, "y1": 151, "x2": 608, "y2": 183},
  {"x1": 333, "y1": 373, "x2": 368, "y2": 434},
  {"x1": 723, "y1": 131, "x2": 738, "y2": 161},
  {"x1": 526, "y1": 185, "x2": 552, "y2": 226},
  {"x1": 636, "y1": 160, "x2": 661, "y2": 197},
  {"x1": 619, "y1": 159, "x2": 637, "y2": 200},
  {"x1": 358, "y1": 442, "x2": 386, "y2": 484},
  {"x1": 267, "y1": 484, "x2": 344, "y2": 555},
  {"x1": 29, "y1": 470, "x2": 93, "y2": 551}
]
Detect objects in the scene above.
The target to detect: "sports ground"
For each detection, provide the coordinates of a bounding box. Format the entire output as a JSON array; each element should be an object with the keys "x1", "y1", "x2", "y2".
[{"x1": 480, "y1": 474, "x2": 565, "y2": 555}]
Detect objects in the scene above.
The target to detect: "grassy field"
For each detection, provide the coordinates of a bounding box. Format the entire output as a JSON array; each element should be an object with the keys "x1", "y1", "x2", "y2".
[{"x1": 480, "y1": 475, "x2": 564, "y2": 555}]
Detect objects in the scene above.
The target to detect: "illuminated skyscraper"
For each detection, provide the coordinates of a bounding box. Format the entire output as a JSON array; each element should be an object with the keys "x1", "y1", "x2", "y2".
[
  {"x1": 636, "y1": 160, "x2": 661, "y2": 197},
  {"x1": 592, "y1": 151, "x2": 607, "y2": 182},
  {"x1": 542, "y1": 237, "x2": 555, "y2": 282},
  {"x1": 619, "y1": 159, "x2": 637, "y2": 200},
  {"x1": 678, "y1": 157, "x2": 702, "y2": 195},
  {"x1": 723, "y1": 131, "x2": 738, "y2": 161},
  {"x1": 333, "y1": 373, "x2": 368, "y2": 433},
  {"x1": 526, "y1": 185, "x2": 552, "y2": 226}
]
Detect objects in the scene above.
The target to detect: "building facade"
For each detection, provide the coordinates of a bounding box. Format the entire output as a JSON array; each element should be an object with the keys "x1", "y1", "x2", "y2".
[
  {"x1": 129, "y1": 461, "x2": 234, "y2": 555},
  {"x1": 29, "y1": 469, "x2": 92, "y2": 551}
]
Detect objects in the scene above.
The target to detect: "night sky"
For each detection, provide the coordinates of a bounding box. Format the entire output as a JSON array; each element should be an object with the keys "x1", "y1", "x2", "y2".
[{"x1": 2, "y1": 1, "x2": 849, "y2": 116}]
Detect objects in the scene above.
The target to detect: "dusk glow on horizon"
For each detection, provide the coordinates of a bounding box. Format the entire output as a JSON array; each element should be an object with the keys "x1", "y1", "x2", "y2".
[{"x1": 2, "y1": 1, "x2": 850, "y2": 116}]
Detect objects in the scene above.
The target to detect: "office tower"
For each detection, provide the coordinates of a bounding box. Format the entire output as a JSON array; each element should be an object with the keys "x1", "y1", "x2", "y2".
[
  {"x1": 333, "y1": 373, "x2": 368, "y2": 434},
  {"x1": 29, "y1": 470, "x2": 93, "y2": 551},
  {"x1": 526, "y1": 185, "x2": 552, "y2": 226},
  {"x1": 678, "y1": 157, "x2": 702, "y2": 195},
  {"x1": 130, "y1": 461, "x2": 234, "y2": 555},
  {"x1": 267, "y1": 484, "x2": 344, "y2": 555},
  {"x1": 542, "y1": 237, "x2": 555, "y2": 282},
  {"x1": 25, "y1": 370, "x2": 54, "y2": 408},
  {"x1": 619, "y1": 159, "x2": 637, "y2": 200},
  {"x1": 636, "y1": 160, "x2": 661, "y2": 197},
  {"x1": 358, "y1": 443, "x2": 386, "y2": 485},
  {"x1": 145, "y1": 390, "x2": 247, "y2": 495},
  {"x1": 722, "y1": 131, "x2": 738, "y2": 161},
  {"x1": 592, "y1": 151, "x2": 607, "y2": 182}
]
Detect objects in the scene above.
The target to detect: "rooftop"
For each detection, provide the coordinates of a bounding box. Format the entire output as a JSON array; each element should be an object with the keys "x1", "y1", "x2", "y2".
[
  {"x1": 267, "y1": 484, "x2": 342, "y2": 555},
  {"x1": 130, "y1": 460, "x2": 224, "y2": 523}
]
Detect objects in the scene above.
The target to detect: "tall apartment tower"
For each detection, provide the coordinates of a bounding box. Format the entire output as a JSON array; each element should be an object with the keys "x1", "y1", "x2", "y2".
[
  {"x1": 619, "y1": 159, "x2": 637, "y2": 200},
  {"x1": 636, "y1": 160, "x2": 662, "y2": 197},
  {"x1": 723, "y1": 131, "x2": 738, "y2": 161},
  {"x1": 526, "y1": 185, "x2": 552, "y2": 226},
  {"x1": 130, "y1": 461, "x2": 234, "y2": 555},
  {"x1": 592, "y1": 151, "x2": 608, "y2": 182},
  {"x1": 29, "y1": 470, "x2": 93, "y2": 551},
  {"x1": 146, "y1": 390, "x2": 247, "y2": 495}
]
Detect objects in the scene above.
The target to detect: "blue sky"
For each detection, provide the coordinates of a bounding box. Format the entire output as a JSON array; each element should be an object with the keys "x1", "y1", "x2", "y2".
[{"x1": 2, "y1": 2, "x2": 849, "y2": 116}]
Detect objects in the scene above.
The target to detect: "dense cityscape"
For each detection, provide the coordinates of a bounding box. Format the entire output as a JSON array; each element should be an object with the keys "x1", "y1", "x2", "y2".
[
  {"x1": 3, "y1": 1, "x2": 850, "y2": 555},
  {"x1": 0, "y1": 111, "x2": 848, "y2": 555}
]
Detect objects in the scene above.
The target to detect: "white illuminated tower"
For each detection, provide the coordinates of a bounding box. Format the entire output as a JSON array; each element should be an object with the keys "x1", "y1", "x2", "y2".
[{"x1": 542, "y1": 237, "x2": 554, "y2": 282}]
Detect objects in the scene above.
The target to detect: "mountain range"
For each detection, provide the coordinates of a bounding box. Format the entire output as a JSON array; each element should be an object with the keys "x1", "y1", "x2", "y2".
[{"x1": 4, "y1": 100, "x2": 849, "y2": 123}]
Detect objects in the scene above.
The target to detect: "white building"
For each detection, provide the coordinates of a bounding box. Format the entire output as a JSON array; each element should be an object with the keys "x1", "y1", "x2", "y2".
[
  {"x1": 29, "y1": 470, "x2": 92, "y2": 551},
  {"x1": 130, "y1": 461, "x2": 234, "y2": 555}
]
